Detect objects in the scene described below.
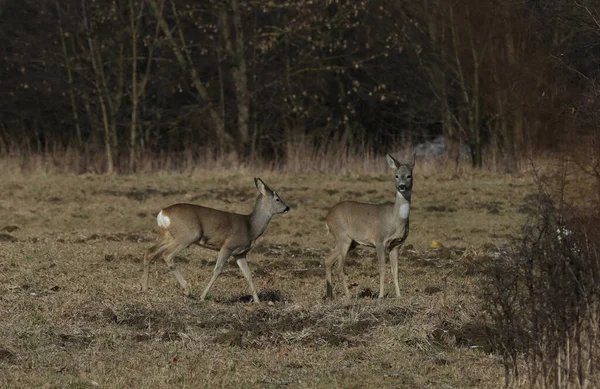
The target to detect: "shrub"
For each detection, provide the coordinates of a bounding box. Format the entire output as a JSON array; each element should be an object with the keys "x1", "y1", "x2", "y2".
[{"x1": 483, "y1": 174, "x2": 600, "y2": 388}]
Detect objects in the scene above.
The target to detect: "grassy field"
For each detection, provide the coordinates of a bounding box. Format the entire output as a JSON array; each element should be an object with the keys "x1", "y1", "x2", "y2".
[{"x1": 0, "y1": 167, "x2": 537, "y2": 388}]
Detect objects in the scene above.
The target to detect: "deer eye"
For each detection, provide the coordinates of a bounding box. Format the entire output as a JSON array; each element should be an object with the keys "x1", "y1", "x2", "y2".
[
  {"x1": 407, "y1": 175, "x2": 412, "y2": 179},
  {"x1": 395, "y1": 175, "x2": 399, "y2": 178},
  {"x1": 276, "y1": 198, "x2": 281, "y2": 202}
]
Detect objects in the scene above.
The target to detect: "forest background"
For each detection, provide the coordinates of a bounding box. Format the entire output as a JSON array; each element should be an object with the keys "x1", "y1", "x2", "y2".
[{"x1": 1, "y1": 0, "x2": 598, "y2": 175}]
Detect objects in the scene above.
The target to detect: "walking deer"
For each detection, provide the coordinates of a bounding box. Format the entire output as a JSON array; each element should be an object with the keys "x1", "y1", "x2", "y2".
[
  {"x1": 141, "y1": 178, "x2": 289, "y2": 303},
  {"x1": 324, "y1": 153, "x2": 414, "y2": 299}
]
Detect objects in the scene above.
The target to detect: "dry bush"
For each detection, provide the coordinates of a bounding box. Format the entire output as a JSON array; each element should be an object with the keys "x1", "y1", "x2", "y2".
[{"x1": 482, "y1": 158, "x2": 600, "y2": 388}]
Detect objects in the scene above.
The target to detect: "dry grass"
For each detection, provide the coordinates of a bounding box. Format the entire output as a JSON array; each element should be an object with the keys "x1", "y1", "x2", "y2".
[{"x1": 0, "y1": 164, "x2": 536, "y2": 388}]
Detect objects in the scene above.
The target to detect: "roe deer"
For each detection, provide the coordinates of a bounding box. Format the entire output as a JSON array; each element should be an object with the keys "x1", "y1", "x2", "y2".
[
  {"x1": 324, "y1": 153, "x2": 414, "y2": 299},
  {"x1": 141, "y1": 178, "x2": 289, "y2": 303}
]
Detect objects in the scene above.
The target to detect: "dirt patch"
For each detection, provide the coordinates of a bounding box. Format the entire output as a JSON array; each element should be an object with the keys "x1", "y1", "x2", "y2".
[
  {"x1": 358, "y1": 288, "x2": 377, "y2": 299},
  {"x1": 289, "y1": 247, "x2": 325, "y2": 259},
  {"x1": 345, "y1": 319, "x2": 375, "y2": 336},
  {"x1": 1, "y1": 225, "x2": 19, "y2": 232},
  {"x1": 303, "y1": 258, "x2": 322, "y2": 267},
  {"x1": 381, "y1": 307, "x2": 413, "y2": 325},
  {"x1": 227, "y1": 289, "x2": 284, "y2": 304},
  {"x1": 133, "y1": 329, "x2": 184, "y2": 343},
  {"x1": 117, "y1": 312, "x2": 152, "y2": 330},
  {"x1": 191, "y1": 188, "x2": 253, "y2": 203},
  {"x1": 424, "y1": 286, "x2": 442, "y2": 295},
  {"x1": 262, "y1": 259, "x2": 294, "y2": 271},
  {"x1": 431, "y1": 247, "x2": 455, "y2": 260},
  {"x1": 432, "y1": 355, "x2": 454, "y2": 366},
  {"x1": 213, "y1": 330, "x2": 243, "y2": 347},
  {"x1": 256, "y1": 244, "x2": 328, "y2": 261},
  {"x1": 425, "y1": 205, "x2": 457, "y2": 213},
  {"x1": 161, "y1": 331, "x2": 182, "y2": 342},
  {"x1": 0, "y1": 233, "x2": 18, "y2": 242},
  {"x1": 315, "y1": 332, "x2": 352, "y2": 347},
  {"x1": 73, "y1": 233, "x2": 155, "y2": 244},
  {"x1": 98, "y1": 188, "x2": 187, "y2": 201},
  {"x1": 55, "y1": 332, "x2": 94, "y2": 348},
  {"x1": 407, "y1": 246, "x2": 456, "y2": 268},
  {"x1": 134, "y1": 333, "x2": 152, "y2": 342},
  {"x1": 102, "y1": 308, "x2": 118, "y2": 323},
  {"x1": 199, "y1": 303, "x2": 416, "y2": 348},
  {"x1": 0, "y1": 349, "x2": 17, "y2": 362},
  {"x1": 402, "y1": 248, "x2": 421, "y2": 262},
  {"x1": 470, "y1": 228, "x2": 486, "y2": 233},
  {"x1": 290, "y1": 267, "x2": 324, "y2": 278},
  {"x1": 254, "y1": 243, "x2": 288, "y2": 259},
  {"x1": 116, "y1": 307, "x2": 186, "y2": 332},
  {"x1": 104, "y1": 253, "x2": 143, "y2": 264},
  {"x1": 474, "y1": 201, "x2": 502, "y2": 215},
  {"x1": 431, "y1": 322, "x2": 495, "y2": 352},
  {"x1": 108, "y1": 233, "x2": 155, "y2": 243}
]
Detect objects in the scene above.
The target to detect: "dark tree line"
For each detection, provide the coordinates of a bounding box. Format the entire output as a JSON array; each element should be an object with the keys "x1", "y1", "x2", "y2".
[{"x1": 0, "y1": 0, "x2": 598, "y2": 172}]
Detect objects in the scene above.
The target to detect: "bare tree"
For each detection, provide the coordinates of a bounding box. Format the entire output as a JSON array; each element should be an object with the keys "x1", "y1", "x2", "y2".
[
  {"x1": 218, "y1": 0, "x2": 251, "y2": 157},
  {"x1": 147, "y1": 0, "x2": 231, "y2": 156},
  {"x1": 128, "y1": 0, "x2": 158, "y2": 171},
  {"x1": 56, "y1": 1, "x2": 83, "y2": 148}
]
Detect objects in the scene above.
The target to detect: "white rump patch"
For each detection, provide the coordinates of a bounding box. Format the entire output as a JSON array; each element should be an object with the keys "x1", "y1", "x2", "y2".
[
  {"x1": 399, "y1": 203, "x2": 410, "y2": 219},
  {"x1": 156, "y1": 210, "x2": 171, "y2": 228}
]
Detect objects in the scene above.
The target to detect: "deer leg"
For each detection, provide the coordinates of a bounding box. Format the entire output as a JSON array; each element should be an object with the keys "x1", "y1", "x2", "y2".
[
  {"x1": 141, "y1": 242, "x2": 170, "y2": 292},
  {"x1": 200, "y1": 248, "x2": 231, "y2": 301},
  {"x1": 377, "y1": 245, "x2": 386, "y2": 298},
  {"x1": 141, "y1": 245, "x2": 157, "y2": 292},
  {"x1": 390, "y1": 246, "x2": 401, "y2": 298},
  {"x1": 324, "y1": 248, "x2": 339, "y2": 298},
  {"x1": 336, "y1": 239, "x2": 353, "y2": 299},
  {"x1": 163, "y1": 243, "x2": 192, "y2": 296},
  {"x1": 235, "y1": 255, "x2": 259, "y2": 303}
]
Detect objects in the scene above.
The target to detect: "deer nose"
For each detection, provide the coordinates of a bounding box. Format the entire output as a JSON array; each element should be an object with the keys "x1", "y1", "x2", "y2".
[
  {"x1": 398, "y1": 184, "x2": 407, "y2": 191},
  {"x1": 284, "y1": 206, "x2": 290, "y2": 213}
]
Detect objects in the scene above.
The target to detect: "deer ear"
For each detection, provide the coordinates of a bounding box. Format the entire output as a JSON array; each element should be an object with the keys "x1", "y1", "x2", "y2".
[
  {"x1": 254, "y1": 178, "x2": 272, "y2": 196},
  {"x1": 386, "y1": 154, "x2": 400, "y2": 170},
  {"x1": 407, "y1": 151, "x2": 416, "y2": 168}
]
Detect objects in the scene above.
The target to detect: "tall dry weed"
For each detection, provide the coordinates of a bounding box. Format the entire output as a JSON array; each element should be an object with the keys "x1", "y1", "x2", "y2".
[{"x1": 0, "y1": 136, "x2": 538, "y2": 177}]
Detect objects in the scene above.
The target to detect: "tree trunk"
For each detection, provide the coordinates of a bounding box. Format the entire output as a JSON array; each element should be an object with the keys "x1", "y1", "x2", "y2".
[
  {"x1": 504, "y1": 31, "x2": 519, "y2": 172},
  {"x1": 424, "y1": 1, "x2": 460, "y2": 166},
  {"x1": 98, "y1": 95, "x2": 114, "y2": 174},
  {"x1": 216, "y1": 48, "x2": 227, "y2": 158},
  {"x1": 57, "y1": 7, "x2": 82, "y2": 147},
  {"x1": 469, "y1": 11, "x2": 482, "y2": 169},
  {"x1": 450, "y1": 4, "x2": 483, "y2": 168},
  {"x1": 130, "y1": 0, "x2": 157, "y2": 169},
  {"x1": 148, "y1": 0, "x2": 230, "y2": 156},
  {"x1": 441, "y1": 80, "x2": 460, "y2": 165},
  {"x1": 82, "y1": 0, "x2": 113, "y2": 173},
  {"x1": 230, "y1": 0, "x2": 250, "y2": 157},
  {"x1": 129, "y1": 0, "x2": 139, "y2": 172}
]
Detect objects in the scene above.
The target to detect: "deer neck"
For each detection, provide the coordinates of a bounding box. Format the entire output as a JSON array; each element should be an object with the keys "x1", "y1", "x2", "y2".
[
  {"x1": 249, "y1": 197, "x2": 272, "y2": 240},
  {"x1": 393, "y1": 190, "x2": 411, "y2": 221}
]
